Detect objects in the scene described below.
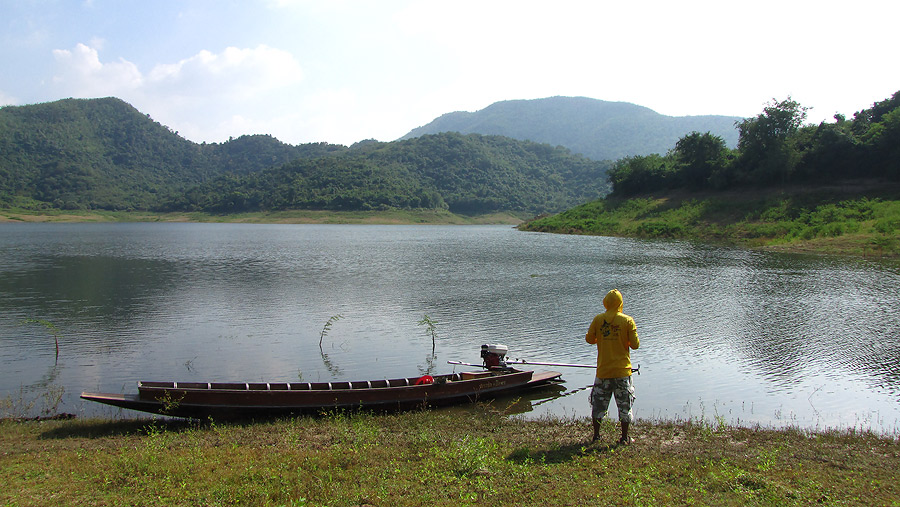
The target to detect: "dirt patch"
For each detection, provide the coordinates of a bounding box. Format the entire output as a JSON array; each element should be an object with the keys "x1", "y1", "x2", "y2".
[{"x1": 0, "y1": 213, "x2": 106, "y2": 223}]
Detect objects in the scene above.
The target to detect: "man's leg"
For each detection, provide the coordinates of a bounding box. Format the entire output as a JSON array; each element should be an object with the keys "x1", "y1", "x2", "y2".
[
  {"x1": 620, "y1": 421, "x2": 630, "y2": 444},
  {"x1": 589, "y1": 379, "x2": 612, "y2": 442},
  {"x1": 613, "y1": 377, "x2": 635, "y2": 445}
]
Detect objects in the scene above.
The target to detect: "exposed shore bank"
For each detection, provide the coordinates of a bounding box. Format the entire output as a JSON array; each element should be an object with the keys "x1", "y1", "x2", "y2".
[{"x1": 0, "y1": 208, "x2": 526, "y2": 225}]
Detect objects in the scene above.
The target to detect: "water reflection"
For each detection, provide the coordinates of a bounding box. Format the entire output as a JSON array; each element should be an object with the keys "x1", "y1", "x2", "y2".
[{"x1": 0, "y1": 223, "x2": 898, "y2": 433}]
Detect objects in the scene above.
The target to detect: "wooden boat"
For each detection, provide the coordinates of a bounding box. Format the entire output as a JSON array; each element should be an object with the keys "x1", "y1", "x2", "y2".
[{"x1": 80, "y1": 368, "x2": 563, "y2": 420}]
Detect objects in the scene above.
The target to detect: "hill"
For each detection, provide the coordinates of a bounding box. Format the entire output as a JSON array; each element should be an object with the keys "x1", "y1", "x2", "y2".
[
  {"x1": 401, "y1": 96, "x2": 742, "y2": 161},
  {"x1": 0, "y1": 97, "x2": 346, "y2": 210},
  {"x1": 0, "y1": 98, "x2": 610, "y2": 215},
  {"x1": 166, "y1": 132, "x2": 611, "y2": 215}
]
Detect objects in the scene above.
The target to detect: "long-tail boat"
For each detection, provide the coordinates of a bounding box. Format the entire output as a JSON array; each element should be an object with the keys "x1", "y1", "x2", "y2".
[{"x1": 81, "y1": 345, "x2": 563, "y2": 420}]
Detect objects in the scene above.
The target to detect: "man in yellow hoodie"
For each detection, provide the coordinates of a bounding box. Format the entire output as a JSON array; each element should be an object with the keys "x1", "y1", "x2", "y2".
[{"x1": 585, "y1": 289, "x2": 640, "y2": 444}]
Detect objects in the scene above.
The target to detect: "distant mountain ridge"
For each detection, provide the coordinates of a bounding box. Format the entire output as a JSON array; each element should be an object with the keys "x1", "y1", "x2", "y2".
[
  {"x1": 401, "y1": 96, "x2": 742, "y2": 161},
  {"x1": 0, "y1": 97, "x2": 610, "y2": 214}
]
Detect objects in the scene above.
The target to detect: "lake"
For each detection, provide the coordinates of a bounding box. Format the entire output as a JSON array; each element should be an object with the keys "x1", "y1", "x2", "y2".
[{"x1": 1, "y1": 223, "x2": 898, "y2": 433}]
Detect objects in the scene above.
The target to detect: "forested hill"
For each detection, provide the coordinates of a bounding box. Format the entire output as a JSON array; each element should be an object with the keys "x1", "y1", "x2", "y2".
[
  {"x1": 0, "y1": 97, "x2": 609, "y2": 214},
  {"x1": 0, "y1": 97, "x2": 342, "y2": 210},
  {"x1": 401, "y1": 96, "x2": 742, "y2": 161},
  {"x1": 167, "y1": 132, "x2": 610, "y2": 215}
]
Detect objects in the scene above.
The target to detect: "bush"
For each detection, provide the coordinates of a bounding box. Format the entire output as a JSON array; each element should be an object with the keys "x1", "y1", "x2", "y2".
[
  {"x1": 822, "y1": 222, "x2": 846, "y2": 237},
  {"x1": 636, "y1": 221, "x2": 685, "y2": 238}
]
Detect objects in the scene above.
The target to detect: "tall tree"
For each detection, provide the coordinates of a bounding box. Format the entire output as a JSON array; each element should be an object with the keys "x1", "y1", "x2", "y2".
[
  {"x1": 734, "y1": 97, "x2": 809, "y2": 185},
  {"x1": 673, "y1": 132, "x2": 729, "y2": 189},
  {"x1": 607, "y1": 154, "x2": 675, "y2": 196},
  {"x1": 861, "y1": 107, "x2": 900, "y2": 179}
]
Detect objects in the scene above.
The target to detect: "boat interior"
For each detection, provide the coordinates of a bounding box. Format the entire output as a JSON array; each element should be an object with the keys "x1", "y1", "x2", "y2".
[{"x1": 138, "y1": 370, "x2": 508, "y2": 393}]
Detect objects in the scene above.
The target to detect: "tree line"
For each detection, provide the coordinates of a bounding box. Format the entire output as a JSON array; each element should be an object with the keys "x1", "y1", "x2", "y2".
[
  {"x1": 1, "y1": 97, "x2": 608, "y2": 215},
  {"x1": 162, "y1": 133, "x2": 611, "y2": 215},
  {"x1": 607, "y1": 91, "x2": 900, "y2": 196}
]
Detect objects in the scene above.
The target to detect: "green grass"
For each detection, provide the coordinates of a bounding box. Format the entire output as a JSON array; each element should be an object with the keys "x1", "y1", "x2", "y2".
[
  {"x1": 2, "y1": 409, "x2": 898, "y2": 506},
  {"x1": 520, "y1": 181, "x2": 900, "y2": 257}
]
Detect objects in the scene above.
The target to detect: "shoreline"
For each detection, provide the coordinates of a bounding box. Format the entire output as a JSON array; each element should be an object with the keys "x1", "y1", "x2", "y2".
[
  {"x1": 518, "y1": 181, "x2": 900, "y2": 259},
  {"x1": 3, "y1": 205, "x2": 897, "y2": 259},
  {"x1": 0, "y1": 208, "x2": 526, "y2": 226}
]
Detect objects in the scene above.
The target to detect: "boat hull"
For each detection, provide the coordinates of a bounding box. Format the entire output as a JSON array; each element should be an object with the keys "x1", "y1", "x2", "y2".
[{"x1": 81, "y1": 370, "x2": 563, "y2": 420}]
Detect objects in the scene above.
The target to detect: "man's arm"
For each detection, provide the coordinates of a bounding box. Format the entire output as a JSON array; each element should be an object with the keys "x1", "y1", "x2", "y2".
[
  {"x1": 585, "y1": 316, "x2": 598, "y2": 345},
  {"x1": 627, "y1": 318, "x2": 639, "y2": 349}
]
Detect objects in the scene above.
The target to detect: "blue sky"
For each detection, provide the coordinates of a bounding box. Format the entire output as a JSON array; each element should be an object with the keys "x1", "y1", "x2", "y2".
[{"x1": 2, "y1": 0, "x2": 898, "y2": 146}]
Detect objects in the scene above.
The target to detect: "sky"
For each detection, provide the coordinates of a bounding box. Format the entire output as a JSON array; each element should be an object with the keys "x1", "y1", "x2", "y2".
[{"x1": 1, "y1": 0, "x2": 898, "y2": 147}]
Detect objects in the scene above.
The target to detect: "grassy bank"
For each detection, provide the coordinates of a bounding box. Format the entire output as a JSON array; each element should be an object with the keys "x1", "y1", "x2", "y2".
[
  {"x1": 519, "y1": 181, "x2": 900, "y2": 257},
  {"x1": 2, "y1": 409, "x2": 898, "y2": 506},
  {"x1": 0, "y1": 208, "x2": 526, "y2": 225}
]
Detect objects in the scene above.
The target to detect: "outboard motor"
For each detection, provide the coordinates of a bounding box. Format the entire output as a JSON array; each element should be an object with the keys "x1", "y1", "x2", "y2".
[{"x1": 480, "y1": 344, "x2": 509, "y2": 369}]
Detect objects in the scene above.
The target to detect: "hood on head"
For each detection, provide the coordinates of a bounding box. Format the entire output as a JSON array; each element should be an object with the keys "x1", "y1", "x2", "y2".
[{"x1": 603, "y1": 289, "x2": 623, "y2": 313}]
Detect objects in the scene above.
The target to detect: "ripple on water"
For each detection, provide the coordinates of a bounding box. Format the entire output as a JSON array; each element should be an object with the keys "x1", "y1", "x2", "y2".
[{"x1": 0, "y1": 223, "x2": 898, "y2": 432}]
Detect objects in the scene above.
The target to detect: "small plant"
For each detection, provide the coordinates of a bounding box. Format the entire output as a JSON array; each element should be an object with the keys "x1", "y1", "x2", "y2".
[
  {"x1": 157, "y1": 390, "x2": 185, "y2": 416},
  {"x1": 418, "y1": 314, "x2": 438, "y2": 352},
  {"x1": 0, "y1": 386, "x2": 36, "y2": 419},
  {"x1": 0, "y1": 384, "x2": 65, "y2": 419},
  {"x1": 316, "y1": 315, "x2": 345, "y2": 375},
  {"x1": 319, "y1": 314, "x2": 343, "y2": 348},
  {"x1": 22, "y1": 318, "x2": 61, "y2": 359},
  {"x1": 40, "y1": 385, "x2": 65, "y2": 417},
  {"x1": 453, "y1": 435, "x2": 496, "y2": 477}
]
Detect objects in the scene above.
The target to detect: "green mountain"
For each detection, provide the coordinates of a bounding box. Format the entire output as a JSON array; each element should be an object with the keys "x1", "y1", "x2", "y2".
[
  {"x1": 0, "y1": 97, "x2": 609, "y2": 215},
  {"x1": 400, "y1": 96, "x2": 742, "y2": 161},
  {"x1": 0, "y1": 97, "x2": 345, "y2": 210},
  {"x1": 168, "y1": 132, "x2": 610, "y2": 215}
]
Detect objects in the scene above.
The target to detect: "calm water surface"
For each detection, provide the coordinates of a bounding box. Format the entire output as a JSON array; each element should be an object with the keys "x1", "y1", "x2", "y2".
[{"x1": 1, "y1": 223, "x2": 898, "y2": 432}]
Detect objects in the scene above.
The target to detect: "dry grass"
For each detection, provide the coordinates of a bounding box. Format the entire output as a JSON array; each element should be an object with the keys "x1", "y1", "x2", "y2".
[{"x1": 0, "y1": 208, "x2": 526, "y2": 225}]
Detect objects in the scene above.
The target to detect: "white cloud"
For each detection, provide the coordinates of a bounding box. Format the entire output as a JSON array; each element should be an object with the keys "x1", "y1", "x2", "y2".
[
  {"x1": 0, "y1": 90, "x2": 18, "y2": 106},
  {"x1": 49, "y1": 42, "x2": 309, "y2": 143},
  {"x1": 52, "y1": 42, "x2": 304, "y2": 101},
  {"x1": 391, "y1": 0, "x2": 900, "y2": 124},
  {"x1": 27, "y1": 1, "x2": 899, "y2": 146},
  {"x1": 51, "y1": 43, "x2": 143, "y2": 96},
  {"x1": 146, "y1": 45, "x2": 303, "y2": 99}
]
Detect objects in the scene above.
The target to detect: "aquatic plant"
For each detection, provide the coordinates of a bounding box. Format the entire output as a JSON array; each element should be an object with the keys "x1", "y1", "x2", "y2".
[
  {"x1": 318, "y1": 314, "x2": 343, "y2": 348},
  {"x1": 418, "y1": 314, "x2": 438, "y2": 352},
  {"x1": 22, "y1": 318, "x2": 61, "y2": 359}
]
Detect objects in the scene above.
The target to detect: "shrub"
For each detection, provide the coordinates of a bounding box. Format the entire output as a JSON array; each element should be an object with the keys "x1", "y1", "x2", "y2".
[
  {"x1": 636, "y1": 221, "x2": 685, "y2": 238},
  {"x1": 874, "y1": 218, "x2": 897, "y2": 235}
]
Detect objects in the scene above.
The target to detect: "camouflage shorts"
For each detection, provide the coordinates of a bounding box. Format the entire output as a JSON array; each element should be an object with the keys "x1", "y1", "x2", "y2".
[{"x1": 590, "y1": 376, "x2": 635, "y2": 423}]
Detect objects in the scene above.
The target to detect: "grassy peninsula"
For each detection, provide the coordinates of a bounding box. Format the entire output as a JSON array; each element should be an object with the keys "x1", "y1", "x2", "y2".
[
  {"x1": 519, "y1": 93, "x2": 900, "y2": 257},
  {"x1": 519, "y1": 181, "x2": 900, "y2": 257},
  {"x1": 2, "y1": 409, "x2": 898, "y2": 506}
]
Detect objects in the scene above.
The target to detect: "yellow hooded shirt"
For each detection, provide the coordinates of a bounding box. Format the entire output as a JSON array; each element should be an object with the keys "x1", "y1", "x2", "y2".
[{"x1": 585, "y1": 289, "x2": 639, "y2": 379}]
